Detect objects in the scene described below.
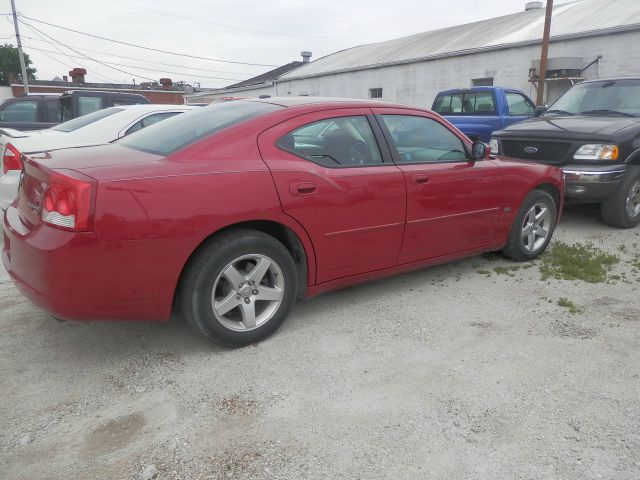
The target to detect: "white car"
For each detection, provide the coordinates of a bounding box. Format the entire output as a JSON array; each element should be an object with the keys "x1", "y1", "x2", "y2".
[{"x1": 0, "y1": 104, "x2": 198, "y2": 210}]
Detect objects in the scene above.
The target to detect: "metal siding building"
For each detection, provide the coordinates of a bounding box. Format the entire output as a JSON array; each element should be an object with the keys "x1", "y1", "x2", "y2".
[{"x1": 276, "y1": 0, "x2": 640, "y2": 106}]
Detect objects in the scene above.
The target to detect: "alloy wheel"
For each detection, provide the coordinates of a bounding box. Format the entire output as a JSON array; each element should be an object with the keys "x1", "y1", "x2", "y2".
[
  {"x1": 211, "y1": 254, "x2": 285, "y2": 331},
  {"x1": 521, "y1": 202, "x2": 552, "y2": 253},
  {"x1": 625, "y1": 180, "x2": 640, "y2": 219}
]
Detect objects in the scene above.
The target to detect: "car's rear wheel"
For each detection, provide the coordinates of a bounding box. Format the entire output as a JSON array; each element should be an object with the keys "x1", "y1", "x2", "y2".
[
  {"x1": 502, "y1": 189, "x2": 557, "y2": 261},
  {"x1": 180, "y1": 230, "x2": 297, "y2": 347},
  {"x1": 600, "y1": 166, "x2": 640, "y2": 229}
]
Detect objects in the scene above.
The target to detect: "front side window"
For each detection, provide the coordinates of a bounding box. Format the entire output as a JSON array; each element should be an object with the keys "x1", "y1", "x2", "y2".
[
  {"x1": 381, "y1": 115, "x2": 468, "y2": 163},
  {"x1": 276, "y1": 116, "x2": 383, "y2": 167},
  {"x1": 78, "y1": 96, "x2": 104, "y2": 116},
  {"x1": 0, "y1": 100, "x2": 38, "y2": 122},
  {"x1": 506, "y1": 92, "x2": 534, "y2": 116}
]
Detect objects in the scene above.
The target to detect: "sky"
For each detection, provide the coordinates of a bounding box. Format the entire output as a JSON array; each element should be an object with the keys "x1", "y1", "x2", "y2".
[{"x1": 0, "y1": 0, "x2": 574, "y2": 88}]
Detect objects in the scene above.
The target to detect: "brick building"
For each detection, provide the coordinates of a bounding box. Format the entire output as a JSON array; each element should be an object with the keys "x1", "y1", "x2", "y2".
[{"x1": 11, "y1": 68, "x2": 186, "y2": 104}]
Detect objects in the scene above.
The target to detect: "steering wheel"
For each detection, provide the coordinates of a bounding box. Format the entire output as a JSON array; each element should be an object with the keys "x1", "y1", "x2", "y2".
[{"x1": 349, "y1": 140, "x2": 368, "y2": 164}]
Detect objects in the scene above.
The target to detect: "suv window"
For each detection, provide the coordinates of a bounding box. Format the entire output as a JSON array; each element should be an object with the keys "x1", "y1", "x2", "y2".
[
  {"x1": 0, "y1": 100, "x2": 38, "y2": 122},
  {"x1": 78, "y1": 96, "x2": 103, "y2": 116},
  {"x1": 381, "y1": 115, "x2": 468, "y2": 163},
  {"x1": 43, "y1": 99, "x2": 59, "y2": 122},
  {"x1": 433, "y1": 92, "x2": 496, "y2": 115},
  {"x1": 506, "y1": 92, "x2": 534, "y2": 116},
  {"x1": 125, "y1": 112, "x2": 181, "y2": 136},
  {"x1": 277, "y1": 116, "x2": 383, "y2": 167}
]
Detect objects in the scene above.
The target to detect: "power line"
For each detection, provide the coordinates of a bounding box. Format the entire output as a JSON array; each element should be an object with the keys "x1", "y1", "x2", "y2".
[
  {"x1": 17, "y1": 13, "x2": 278, "y2": 67},
  {"x1": 18, "y1": 35, "x2": 252, "y2": 76},
  {"x1": 20, "y1": 23, "x2": 120, "y2": 83},
  {"x1": 113, "y1": 0, "x2": 385, "y2": 40},
  {"x1": 19, "y1": 18, "x2": 158, "y2": 82},
  {"x1": 23, "y1": 44, "x2": 246, "y2": 82}
]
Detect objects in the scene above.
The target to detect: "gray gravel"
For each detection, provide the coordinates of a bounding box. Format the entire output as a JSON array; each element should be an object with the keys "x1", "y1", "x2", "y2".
[{"x1": 1, "y1": 204, "x2": 639, "y2": 479}]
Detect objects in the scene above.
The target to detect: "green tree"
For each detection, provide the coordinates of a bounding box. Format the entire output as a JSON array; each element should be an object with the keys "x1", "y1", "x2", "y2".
[{"x1": 0, "y1": 43, "x2": 37, "y2": 86}]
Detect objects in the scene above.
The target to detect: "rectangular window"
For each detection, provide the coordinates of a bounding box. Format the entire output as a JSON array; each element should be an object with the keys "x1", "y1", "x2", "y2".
[
  {"x1": 381, "y1": 115, "x2": 468, "y2": 164},
  {"x1": 369, "y1": 88, "x2": 383, "y2": 99},
  {"x1": 277, "y1": 116, "x2": 383, "y2": 168},
  {"x1": 472, "y1": 77, "x2": 494, "y2": 87},
  {"x1": 78, "y1": 96, "x2": 104, "y2": 116}
]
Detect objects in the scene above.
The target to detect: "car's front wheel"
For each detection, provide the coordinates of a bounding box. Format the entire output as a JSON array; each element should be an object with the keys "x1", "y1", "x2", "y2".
[
  {"x1": 502, "y1": 189, "x2": 557, "y2": 261},
  {"x1": 600, "y1": 166, "x2": 640, "y2": 228},
  {"x1": 180, "y1": 230, "x2": 297, "y2": 347}
]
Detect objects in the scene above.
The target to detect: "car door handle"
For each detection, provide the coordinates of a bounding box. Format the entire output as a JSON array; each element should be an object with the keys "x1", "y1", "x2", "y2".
[
  {"x1": 291, "y1": 182, "x2": 317, "y2": 196},
  {"x1": 411, "y1": 174, "x2": 430, "y2": 185}
]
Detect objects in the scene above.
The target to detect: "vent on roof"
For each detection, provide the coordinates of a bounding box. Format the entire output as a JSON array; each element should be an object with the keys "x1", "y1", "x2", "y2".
[
  {"x1": 525, "y1": 1, "x2": 544, "y2": 10},
  {"x1": 301, "y1": 51, "x2": 312, "y2": 63}
]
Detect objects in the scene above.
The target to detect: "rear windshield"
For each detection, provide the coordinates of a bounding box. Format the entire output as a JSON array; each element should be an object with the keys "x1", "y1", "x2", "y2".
[
  {"x1": 51, "y1": 107, "x2": 124, "y2": 132},
  {"x1": 119, "y1": 101, "x2": 284, "y2": 155}
]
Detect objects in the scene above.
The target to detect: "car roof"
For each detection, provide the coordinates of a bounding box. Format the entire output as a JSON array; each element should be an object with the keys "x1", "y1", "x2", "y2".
[
  {"x1": 116, "y1": 104, "x2": 199, "y2": 112},
  {"x1": 580, "y1": 76, "x2": 640, "y2": 84},
  {"x1": 244, "y1": 96, "x2": 415, "y2": 110}
]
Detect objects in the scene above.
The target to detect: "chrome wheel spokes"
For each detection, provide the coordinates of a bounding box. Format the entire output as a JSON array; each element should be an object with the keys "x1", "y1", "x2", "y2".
[
  {"x1": 521, "y1": 203, "x2": 552, "y2": 252},
  {"x1": 212, "y1": 254, "x2": 284, "y2": 331}
]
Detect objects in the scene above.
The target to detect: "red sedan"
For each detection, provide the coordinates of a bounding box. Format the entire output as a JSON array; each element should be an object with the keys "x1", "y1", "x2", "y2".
[{"x1": 2, "y1": 98, "x2": 563, "y2": 346}]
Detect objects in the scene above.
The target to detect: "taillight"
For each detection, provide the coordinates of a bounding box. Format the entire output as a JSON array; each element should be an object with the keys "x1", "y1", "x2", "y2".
[
  {"x1": 2, "y1": 143, "x2": 22, "y2": 174},
  {"x1": 41, "y1": 170, "x2": 96, "y2": 232}
]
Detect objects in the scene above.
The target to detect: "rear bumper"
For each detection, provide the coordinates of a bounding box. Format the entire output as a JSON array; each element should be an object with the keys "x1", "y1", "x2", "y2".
[
  {"x1": 3, "y1": 206, "x2": 175, "y2": 322},
  {"x1": 562, "y1": 164, "x2": 626, "y2": 201}
]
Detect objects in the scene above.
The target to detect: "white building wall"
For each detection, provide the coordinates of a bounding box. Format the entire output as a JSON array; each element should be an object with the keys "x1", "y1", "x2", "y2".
[
  {"x1": 185, "y1": 84, "x2": 275, "y2": 104},
  {"x1": 276, "y1": 30, "x2": 640, "y2": 106}
]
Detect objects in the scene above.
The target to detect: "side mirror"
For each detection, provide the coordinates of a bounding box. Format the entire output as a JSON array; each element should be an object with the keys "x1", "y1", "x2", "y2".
[
  {"x1": 471, "y1": 141, "x2": 490, "y2": 161},
  {"x1": 534, "y1": 105, "x2": 548, "y2": 117}
]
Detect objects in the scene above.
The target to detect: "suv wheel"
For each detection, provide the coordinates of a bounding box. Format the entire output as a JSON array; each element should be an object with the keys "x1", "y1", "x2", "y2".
[{"x1": 601, "y1": 166, "x2": 640, "y2": 228}]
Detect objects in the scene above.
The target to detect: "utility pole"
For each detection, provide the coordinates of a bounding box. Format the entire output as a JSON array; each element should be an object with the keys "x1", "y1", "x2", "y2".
[
  {"x1": 10, "y1": 0, "x2": 29, "y2": 94},
  {"x1": 536, "y1": 0, "x2": 554, "y2": 106}
]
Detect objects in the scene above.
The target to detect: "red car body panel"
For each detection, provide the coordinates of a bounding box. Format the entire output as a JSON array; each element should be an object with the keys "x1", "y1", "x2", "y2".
[{"x1": 2, "y1": 99, "x2": 564, "y2": 322}]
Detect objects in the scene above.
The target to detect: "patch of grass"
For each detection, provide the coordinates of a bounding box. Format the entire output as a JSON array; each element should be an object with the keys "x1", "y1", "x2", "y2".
[
  {"x1": 539, "y1": 242, "x2": 619, "y2": 283},
  {"x1": 557, "y1": 297, "x2": 584, "y2": 314},
  {"x1": 493, "y1": 265, "x2": 529, "y2": 276},
  {"x1": 475, "y1": 270, "x2": 491, "y2": 276}
]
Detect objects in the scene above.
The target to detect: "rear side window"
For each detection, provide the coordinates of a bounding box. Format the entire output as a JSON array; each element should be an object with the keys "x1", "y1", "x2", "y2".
[
  {"x1": 43, "y1": 99, "x2": 59, "y2": 122},
  {"x1": 120, "y1": 101, "x2": 284, "y2": 155},
  {"x1": 78, "y1": 96, "x2": 104, "y2": 116},
  {"x1": 433, "y1": 92, "x2": 496, "y2": 115},
  {"x1": 51, "y1": 107, "x2": 124, "y2": 132},
  {"x1": 506, "y1": 92, "x2": 534, "y2": 116},
  {"x1": 0, "y1": 100, "x2": 38, "y2": 122},
  {"x1": 124, "y1": 112, "x2": 181, "y2": 136},
  {"x1": 381, "y1": 115, "x2": 467, "y2": 163},
  {"x1": 276, "y1": 116, "x2": 383, "y2": 167}
]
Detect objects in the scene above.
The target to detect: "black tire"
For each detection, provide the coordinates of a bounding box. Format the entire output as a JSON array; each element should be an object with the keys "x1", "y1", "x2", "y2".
[
  {"x1": 600, "y1": 166, "x2": 640, "y2": 229},
  {"x1": 502, "y1": 189, "x2": 557, "y2": 261},
  {"x1": 180, "y1": 229, "x2": 297, "y2": 347}
]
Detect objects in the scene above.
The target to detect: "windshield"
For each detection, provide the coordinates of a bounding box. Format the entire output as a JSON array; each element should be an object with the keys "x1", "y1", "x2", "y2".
[
  {"x1": 119, "y1": 100, "x2": 284, "y2": 156},
  {"x1": 546, "y1": 80, "x2": 640, "y2": 117},
  {"x1": 50, "y1": 107, "x2": 124, "y2": 132}
]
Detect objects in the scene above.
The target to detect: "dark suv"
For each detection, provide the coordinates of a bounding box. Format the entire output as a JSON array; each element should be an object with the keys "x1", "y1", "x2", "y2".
[
  {"x1": 0, "y1": 94, "x2": 60, "y2": 131},
  {"x1": 491, "y1": 77, "x2": 640, "y2": 228},
  {"x1": 0, "y1": 90, "x2": 150, "y2": 131}
]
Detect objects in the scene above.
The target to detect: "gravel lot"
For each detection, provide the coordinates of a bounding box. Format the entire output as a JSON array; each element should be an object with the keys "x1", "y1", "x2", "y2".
[{"x1": 1, "y1": 205, "x2": 639, "y2": 480}]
